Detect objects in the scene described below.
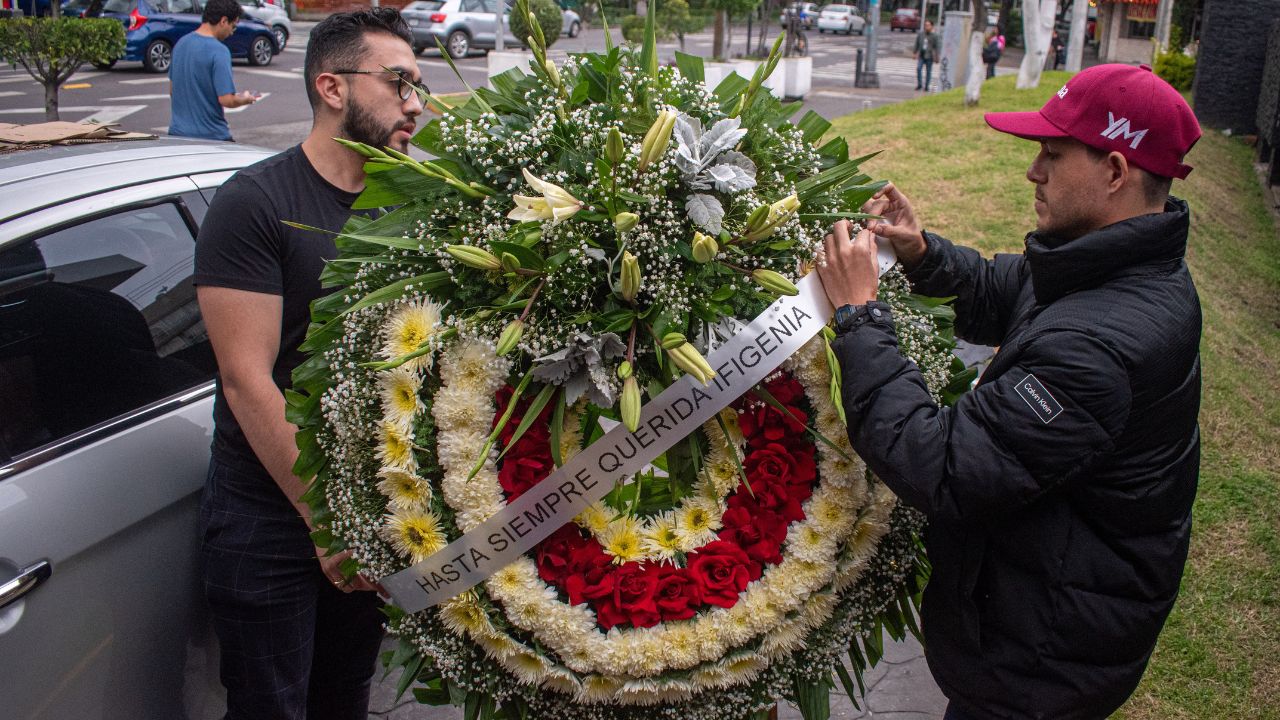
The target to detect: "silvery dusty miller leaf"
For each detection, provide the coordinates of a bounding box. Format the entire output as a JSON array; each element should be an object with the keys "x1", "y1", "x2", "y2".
[
  {"x1": 707, "y1": 163, "x2": 756, "y2": 193},
  {"x1": 686, "y1": 194, "x2": 724, "y2": 234}
]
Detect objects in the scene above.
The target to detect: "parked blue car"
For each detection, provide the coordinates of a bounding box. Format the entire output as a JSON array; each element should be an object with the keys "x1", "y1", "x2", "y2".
[{"x1": 93, "y1": 0, "x2": 279, "y2": 73}]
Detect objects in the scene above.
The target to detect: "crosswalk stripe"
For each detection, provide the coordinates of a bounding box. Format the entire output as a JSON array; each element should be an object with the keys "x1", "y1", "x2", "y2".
[{"x1": 242, "y1": 68, "x2": 303, "y2": 79}]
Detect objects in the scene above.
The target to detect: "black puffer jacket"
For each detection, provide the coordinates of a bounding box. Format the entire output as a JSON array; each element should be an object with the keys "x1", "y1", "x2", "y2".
[{"x1": 830, "y1": 199, "x2": 1201, "y2": 719}]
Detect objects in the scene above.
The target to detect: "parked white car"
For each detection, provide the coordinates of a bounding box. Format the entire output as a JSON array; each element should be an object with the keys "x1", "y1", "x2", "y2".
[
  {"x1": 238, "y1": 0, "x2": 291, "y2": 50},
  {"x1": 0, "y1": 137, "x2": 274, "y2": 720},
  {"x1": 816, "y1": 4, "x2": 865, "y2": 35},
  {"x1": 561, "y1": 6, "x2": 580, "y2": 37}
]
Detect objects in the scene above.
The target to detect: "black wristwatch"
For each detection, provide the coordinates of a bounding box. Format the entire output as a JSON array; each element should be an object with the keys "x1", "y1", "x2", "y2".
[{"x1": 833, "y1": 301, "x2": 892, "y2": 335}]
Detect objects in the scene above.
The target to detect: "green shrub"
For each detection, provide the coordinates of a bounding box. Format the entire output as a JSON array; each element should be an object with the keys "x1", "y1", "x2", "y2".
[
  {"x1": 510, "y1": 0, "x2": 562, "y2": 50},
  {"x1": 0, "y1": 18, "x2": 125, "y2": 120},
  {"x1": 1154, "y1": 49, "x2": 1196, "y2": 91}
]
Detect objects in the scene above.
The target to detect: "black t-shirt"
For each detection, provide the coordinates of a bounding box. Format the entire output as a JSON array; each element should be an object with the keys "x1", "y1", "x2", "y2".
[{"x1": 194, "y1": 144, "x2": 360, "y2": 473}]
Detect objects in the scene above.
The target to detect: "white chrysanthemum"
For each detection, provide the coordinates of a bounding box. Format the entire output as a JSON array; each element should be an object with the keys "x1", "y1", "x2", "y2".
[
  {"x1": 600, "y1": 514, "x2": 644, "y2": 564},
  {"x1": 432, "y1": 382, "x2": 493, "y2": 433},
  {"x1": 720, "y1": 652, "x2": 768, "y2": 685},
  {"x1": 496, "y1": 647, "x2": 552, "y2": 686},
  {"x1": 559, "y1": 402, "x2": 584, "y2": 461},
  {"x1": 675, "y1": 496, "x2": 723, "y2": 552},
  {"x1": 376, "y1": 467, "x2": 432, "y2": 511},
  {"x1": 802, "y1": 592, "x2": 838, "y2": 627},
  {"x1": 540, "y1": 667, "x2": 582, "y2": 696},
  {"x1": 378, "y1": 365, "x2": 424, "y2": 430},
  {"x1": 435, "y1": 427, "x2": 489, "y2": 471},
  {"x1": 657, "y1": 623, "x2": 702, "y2": 669},
  {"x1": 759, "y1": 617, "x2": 809, "y2": 656},
  {"x1": 438, "y1": 591, "x2": 492, "y2": 637},
  {"x1": 715, "y1": 602, "x2": 759, "y2": 647},
  {"x1": 691, "y1": 664, "x2": 731, "y2": 690},
  {"x1": 640, "y1": 511, "x2": 682, "y2": 562},
  {"x1": 380, "y1": 508, "x2": 446, "y2": 563},
  {"x1": 473, "y1": 628, "x2": 519, "y2": 661},
  {"x1": 575, "y1": 502, "x2": 613, "y2": 534},
  {"x1": 381, "y1": 299, "x2": 442, "y2": 371},
  {"x1": 716, "y1": 408, "x2": 745, "y2": 447},
  {"x1": 376, "y1": 421, "x2": 417, "y2": 472},
  {"x1": 817, "y1": 451, "x2": 864, "y2": 491},
  {"x1": 439, "y1": 336, "x2": 506, "y2": 394},
  {"x1": 577, "y1": 675, "x2": 624, "y2": 704},
  {"x1": 699, "y1": 442, "x2": 742, "y2": 497}
]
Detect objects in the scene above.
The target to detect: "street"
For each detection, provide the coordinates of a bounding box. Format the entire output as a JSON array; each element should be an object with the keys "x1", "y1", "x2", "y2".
[{"x1": 0, "y1": 18, "x2": 1001, "y2": 150}]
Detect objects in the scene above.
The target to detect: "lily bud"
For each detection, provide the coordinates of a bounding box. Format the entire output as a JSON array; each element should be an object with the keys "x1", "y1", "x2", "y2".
[
  {"x1": 500, "y1": 252, "x2": 522, "y2": 273},
  {"x1": 445, "y1": 244, "x2": 502, "y2": 272},
  {"x1": 744, "y1": 203, "x2": 771, "y2": 233},
  {"x1": 667, "y1": 343, "x2": 716, "y2": 384},
  {"x1": 496, "y1": 319, "x2": 524, "y2": 356},
  {"x1": 692, "y1": 232, "x2": 719, "y2": 263},
  {"x1": 743, "y1": 194, "x2": 802, "y2": 243},
  {"x1": 638, "y1": 108, "x2": 677, "y2": 172},
  {"x1": 620, "y1": 376, "x2": 641, "y2": 432},
  {"x1": 543, "y1": 57, "x2": 561, "y2": 87},
  {"x1": 617, "y1": 360, "x2": 633, "y2": 379},
  {"x1": 660, "y1": 332, "x2": 687, "y2": 350},
  {"x1": 606, "y1": 127, "x2": 624, "y2": 164},
  {"x1": 613, "y1": 212, "x2": 639, "y2": 234},
  {"x1": 620, "y1": 251, "x2": 641, "y2": 302},
  {"x1": 751, "y1": 268, "x2": 799, "y2": 297}
]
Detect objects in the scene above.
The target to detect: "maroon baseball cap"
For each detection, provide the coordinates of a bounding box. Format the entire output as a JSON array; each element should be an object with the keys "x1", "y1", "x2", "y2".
[{"x1": 984, "y1": 64, "x2": 1201, "y2": 179}]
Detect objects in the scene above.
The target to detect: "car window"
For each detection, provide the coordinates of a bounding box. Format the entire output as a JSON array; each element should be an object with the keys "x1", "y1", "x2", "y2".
[
  {"x1": 165, "y1": 0, "x2": 197, "y2": 13},
  {"x1": 460, "y1": 0, "x2": 485, "y2": 11},
  {"x1": 405, "y1": 0, "x2": 444, "y2": 10},
  {"x1": 0, "y1": 202, "x2": 216, "y2": 460},
  {"x1": 102, "y1": 0, "x2": 135, "y2": 11}
]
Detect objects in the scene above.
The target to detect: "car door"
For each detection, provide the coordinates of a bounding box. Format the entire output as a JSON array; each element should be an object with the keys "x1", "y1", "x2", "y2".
[
  {"x1": 158, "y1": 0, "x2": 201, "y2": 42},
  {"x1": 461, "y1": 0, "x2": 495, "y2": 47},
  {"x1": 0, "y1": 180, "x2": 225, "y2": 720}
]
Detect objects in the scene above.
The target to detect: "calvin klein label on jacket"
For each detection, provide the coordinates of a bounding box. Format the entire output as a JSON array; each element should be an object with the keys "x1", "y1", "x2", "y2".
[{"x1": 1016, "y1": 373, "x2": 1064, "y2": 424}]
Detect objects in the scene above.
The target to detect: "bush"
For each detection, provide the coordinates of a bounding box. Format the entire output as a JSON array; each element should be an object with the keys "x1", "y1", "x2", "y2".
[
  {"x1": 0, "y1": 18, "x2": 125, "y2": 120},
  {"x1": 510, "y1": 0, "x2": 562, "y2": 50},
  {"x1": 621, "y1": 0, "x2": 705, "y2": 46},
  {"x1": 621, "y1": 14, "x2": 648, "y2": 43},
  {"x1": 1154, "y1": 49, "x2": 1195, "y2": 91}
]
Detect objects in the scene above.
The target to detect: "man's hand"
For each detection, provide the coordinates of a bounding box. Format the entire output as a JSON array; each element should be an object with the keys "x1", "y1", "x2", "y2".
[
  {"x1": 863, "y1": 182, "x2": 927, "y2": 270},
  {"x1": 218, "y1": 90, "x2": 260, "y2": 109},
  {"x1": 818, "y1": 220, "x2": 881, "y2": 308},
  {"x1": 317, "y1": 547, "x2": 382, "y2": 594}
]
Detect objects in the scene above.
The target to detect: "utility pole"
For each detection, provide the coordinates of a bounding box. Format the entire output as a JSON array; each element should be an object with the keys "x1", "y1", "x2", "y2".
[
  {"x1": 1065, "y1": 0, "x2": 1087, "y2": 71},
  {"x1": 861, "y1": 0, "x2": 881, "y2": 86},
  {"x1": 495, "y1": 0, "x2": 504, "y2": 52},
  {"x1": 1154, "y1": 0, "x2": 1175, "y2": 50}
]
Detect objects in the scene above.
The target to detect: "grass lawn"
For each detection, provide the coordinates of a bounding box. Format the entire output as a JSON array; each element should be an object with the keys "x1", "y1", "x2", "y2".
[{"x1": 826, "y1": 73, "x2": 1280, "y2": 718}]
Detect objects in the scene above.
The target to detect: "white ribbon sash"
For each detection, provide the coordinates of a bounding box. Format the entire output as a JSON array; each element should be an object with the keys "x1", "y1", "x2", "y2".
[{"x1": 382, "y1": 273, "x2": 840, "y2": 612}]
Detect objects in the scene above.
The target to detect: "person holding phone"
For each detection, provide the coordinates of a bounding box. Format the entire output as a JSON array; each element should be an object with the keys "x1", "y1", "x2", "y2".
[{"x1": 169, "y1": 0, "x2": 259, "y2": 142}]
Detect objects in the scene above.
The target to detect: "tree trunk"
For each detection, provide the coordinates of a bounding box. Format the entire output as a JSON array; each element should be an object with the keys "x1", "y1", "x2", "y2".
[
  {"x1": 713, "y1": 9, "x2": 727, "y2": 60},
  {"x1": 1065, "y1": 0, "x2": 1088, "y2": 71},
  {"x1": 1016, "y1": 0, "x2": 1057, "y2": 89},
  {"x1": 44, "y1": 80, "x2": 59, "y2": 121},
  {"x1": 963, "y1": 0, "x2": 987, "y2": 106}
]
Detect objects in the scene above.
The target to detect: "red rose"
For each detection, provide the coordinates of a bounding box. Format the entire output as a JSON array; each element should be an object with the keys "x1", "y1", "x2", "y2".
[
  {"x1": 593, "y1": 564, "x2": 660, "y2": 630},
  {"x1": 494, "y1": 385, "x2": 553, "y2": 445},
  {"x1": 686, "y1": 540, "x2": 760, "y2": 608},
  {"x1": 763, "y1": 374, "x2": 805, "y2": 405},
  {"x1": 535, "y1": 524, "x2": 588, "y2": 585},
  {"x1": 737, "y1": 401, "x2": 809, "y2": 443},
  {"x1": 498, "y1": 453, "x2": 552, "y2": 499},
  {"x1": 651, "y1": 565, "x2": 704, "y2": 621},
  {"x1": 505, "y1": 421, "x2": 551, "y2": 458},
  {"x1": 718, "y1": 505, "x2": 786, "y2": 565},
  {"x1": 743, "y1": 442, "x2": 815, "y2": 505},
  {"x1": 563, "y1": 541, "x2": 614, "y2": 606}
]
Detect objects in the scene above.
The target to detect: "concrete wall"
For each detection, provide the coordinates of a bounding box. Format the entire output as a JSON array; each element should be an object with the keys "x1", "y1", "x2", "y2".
[{"x1": 1193, "y1": 0, "x2": 1280, "y2": 134}]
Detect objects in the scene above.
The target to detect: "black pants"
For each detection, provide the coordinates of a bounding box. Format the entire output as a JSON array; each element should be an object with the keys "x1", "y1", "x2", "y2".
[
  {"x1": 944, "y1": 702, "x2": 983, "y2": 720},
  {"x1": 200, "y1": 458, "x2": 385, "y2": 720}
]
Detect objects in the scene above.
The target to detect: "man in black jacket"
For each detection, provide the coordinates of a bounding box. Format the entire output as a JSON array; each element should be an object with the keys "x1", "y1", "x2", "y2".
[{"x1": 816, "y1": 64, "x2": 1203, "y2": 719}]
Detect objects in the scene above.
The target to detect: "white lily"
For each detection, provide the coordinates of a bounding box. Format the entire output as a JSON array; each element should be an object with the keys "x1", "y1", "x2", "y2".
[{"x1": 507, "y1": 168, "x2": 582, "y2": 225}]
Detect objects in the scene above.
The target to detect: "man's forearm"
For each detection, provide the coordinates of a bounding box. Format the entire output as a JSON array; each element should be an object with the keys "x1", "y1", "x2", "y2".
[{"x1": 223, "y1": 375, "x2": 311, "y2": 526}]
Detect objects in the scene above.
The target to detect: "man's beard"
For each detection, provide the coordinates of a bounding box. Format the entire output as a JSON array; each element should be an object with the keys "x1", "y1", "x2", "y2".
[{"x1": 341, "y1": 99, "x2": 401, "y2": 151}]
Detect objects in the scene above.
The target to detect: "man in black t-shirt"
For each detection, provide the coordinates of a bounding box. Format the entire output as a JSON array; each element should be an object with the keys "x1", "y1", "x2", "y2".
[{"x1": 193, "y1": 9, "x2": 423, "y2": 719}]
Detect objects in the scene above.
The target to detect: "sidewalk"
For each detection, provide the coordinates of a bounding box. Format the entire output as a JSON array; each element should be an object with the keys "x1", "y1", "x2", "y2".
[{"x1": 367, "y1": 629, "x2": 948, "y2": 719}]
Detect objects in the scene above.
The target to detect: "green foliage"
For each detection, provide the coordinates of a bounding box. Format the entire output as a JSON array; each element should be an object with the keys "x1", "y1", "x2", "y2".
[
  {"x1": 510, "y1": 0, "x2": 562, "y2": 50},
  {"x1": 1154, "y1": 48, "x2": 1195, "y2": 91},
  {"x1": 0, "y1": 18, "x2": 125, "y2": 119},
  {"x1": 620, "y1": 1, "x2": 705, "y2": 46}
]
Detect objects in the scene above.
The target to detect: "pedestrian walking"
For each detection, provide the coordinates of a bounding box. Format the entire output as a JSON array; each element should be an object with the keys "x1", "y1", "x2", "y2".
[
  {"x1": 168, "y1": 0, "x2": 258, "y2": 141},
  {"x1": 1051, "y1": 29, "x2": 1066, "y2": 70},
  {"x1": 914, "y1": 19, "x2": 941, "y2": 91},
  {"x1": 816, "y1": 64, "x2": 1203, "y2": 720},
  {"x1": 982, "y1": 30, "x2": 1002, "y2": 78},
  {"x1": 193, "y1": 9, "x2": 425, "y2": 719}
]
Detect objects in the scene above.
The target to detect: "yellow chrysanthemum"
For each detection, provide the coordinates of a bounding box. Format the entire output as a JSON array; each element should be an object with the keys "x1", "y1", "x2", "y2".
[
  {"x1": 378, "y1": 365, "x2": 424, "y2": 430},
  {"x1": 699, "y1": 442, "x2": 742, "y2": 497},
  {"x1": 640, "y1": 511, "x2": 681, "y2": 562},
  {"x1": 600, "y1": 515, "x2": 644, "y2": 564},
  {"x1": 717, "y1": 407, "x2": 745, "y2": 446},
  {"x1": 675, "y1": 497, "x2": 723, "y2": 552},
  {"x1": 381, "y1": 508, "x2": 447, "y2": 563},
  {"x1": 575, "y1": 502, "x2": 613, "y2": 534},
  {"x1": 376, "y1": 421, "x2": 417, "y2": 472},
  {"x1": 438, "y1": 591, "x2": 492, "y2": 637},
  {"x1": 381, "y1": 299, "x2": 442, "y2": 371},
  {"x1": 376, "y1": 467, "x2": 432, "y2": 511}
]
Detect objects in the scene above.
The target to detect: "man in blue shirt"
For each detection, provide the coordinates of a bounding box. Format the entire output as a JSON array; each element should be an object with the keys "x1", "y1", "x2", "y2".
[{"x1": 169, "y1": 0, "x2": 258, "y2": 141}]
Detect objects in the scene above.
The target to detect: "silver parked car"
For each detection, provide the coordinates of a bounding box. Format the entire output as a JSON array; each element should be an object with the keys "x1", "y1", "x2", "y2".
[
  {"x1": 238, "y1": 0, "x2": 292, "y2": 50},
  {"x1": 401, "y1": 0, "x2": 581, "y2": 58},
  {"x1": 0, "y1": 138, "x2": 273, "y2": 719}
]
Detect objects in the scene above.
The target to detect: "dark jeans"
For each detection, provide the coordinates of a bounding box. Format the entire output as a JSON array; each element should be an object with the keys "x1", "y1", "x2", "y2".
[
  {"x1": 200, "y1": 458, "x2": 385, "y2": 720},
  {"x1": 986, "y1": 61, "x2": 997, "y2": 79},
  {"x1": 917, "y1": 57, "x2": 934, "y2": 90}
]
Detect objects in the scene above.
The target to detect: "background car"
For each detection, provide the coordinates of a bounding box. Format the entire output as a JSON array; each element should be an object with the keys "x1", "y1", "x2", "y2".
[
  {"x1": 779, "y1": 1, "x2": 819, "y2": 29},
  {"x1": 0, "y1": 137, "x2": 275, "y2": 720},
  {"x1": 816, "y1": 4, "x2": 865, "y2": 35},
  {"x1": 890, "y1": 7, "x2": 920, "y2": 31},
  {"x1": 238, "y1": 0, "x2": 290, "y2": 50},
  {"x1": 94, "y1": 0, "x2": 280, "y2": 73},
  {"x1": 401, "y1": 0, "x2": 579, "y2": 58},
  {"x1": 560, "y1": 5, "x2": 579, "y2": 37}
]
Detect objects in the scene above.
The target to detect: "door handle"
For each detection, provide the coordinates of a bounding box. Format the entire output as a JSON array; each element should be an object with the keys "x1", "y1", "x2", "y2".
[{"x1": 0, "y1": 560, "x2": 51, "y2": 610}]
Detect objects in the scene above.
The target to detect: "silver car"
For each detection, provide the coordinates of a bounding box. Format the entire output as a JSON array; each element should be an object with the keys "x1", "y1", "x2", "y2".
[
  {"x1": 402, "y1": 0, "x2": 580, "y2": 58},
  {"x1": 238, "y1": 0, "x2": 292, "y2": 50},
  {"x1": 0, "y1": 138, "x2": 273, "y2": 719}
]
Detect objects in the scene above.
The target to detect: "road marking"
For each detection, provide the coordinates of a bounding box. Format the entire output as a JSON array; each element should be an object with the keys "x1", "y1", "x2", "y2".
[
  {"x1": 417, "y1": 59, "x2": 487, "y2": 72},
  {"x1": 63, "y1": 83, "x2": 93, "y2": 89},
  {"x1": 105, "y1": 93, "x2": 171, "y2": 100},
  {"x1": 242, "y1": 68, "x2": 303, "y2": 79},
  {"x1": 0, "y1": 105, "x2": 146, "y2": 124},
  {"x1": 283, "y1": 47, "x2": 306, "y2": 53},
  {"x1": 0, "y1": 91, "x2": 25, "y2": 98},
  {"x1": 120, "y1": 77, "x2": 171, "y2": 85},
  {"x1": 0, "y1": 76, "x2": 34, "y2": 85},
  {"x1": 225, "y1": 92, "x2": 269, "y2": 112}
]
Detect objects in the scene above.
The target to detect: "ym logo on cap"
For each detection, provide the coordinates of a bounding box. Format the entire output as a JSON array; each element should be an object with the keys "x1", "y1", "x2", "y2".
[{"x1": 1101, "y1": 111, "x2": 1148, "y2": 149}]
